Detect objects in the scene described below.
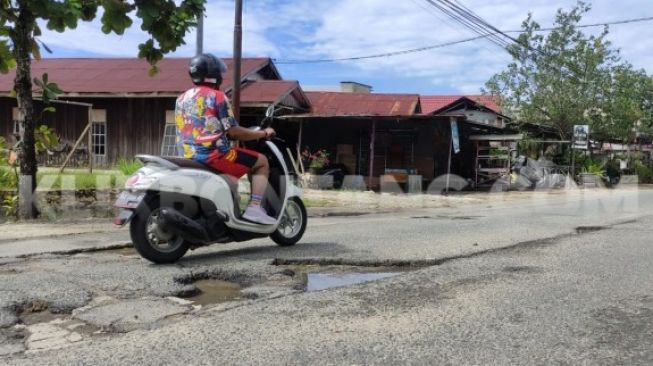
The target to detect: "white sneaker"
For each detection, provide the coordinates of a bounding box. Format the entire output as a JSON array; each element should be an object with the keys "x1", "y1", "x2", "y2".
[{"x1": 242, "y1": 205, "x2": 277, "y2": 225}]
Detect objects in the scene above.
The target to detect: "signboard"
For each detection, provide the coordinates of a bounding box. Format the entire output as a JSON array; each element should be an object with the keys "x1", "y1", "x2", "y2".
[
  {"x1": 573, "y1": 124, "x2": 589, "y2": 150},
  {"x1": 450, "y1": 119, "x2": 460, "y2": 154}
]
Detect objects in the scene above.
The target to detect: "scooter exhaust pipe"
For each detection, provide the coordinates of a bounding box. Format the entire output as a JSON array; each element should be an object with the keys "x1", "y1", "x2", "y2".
[{"x1": 157, "y1": 208, "x2": 210, "y2": 243}]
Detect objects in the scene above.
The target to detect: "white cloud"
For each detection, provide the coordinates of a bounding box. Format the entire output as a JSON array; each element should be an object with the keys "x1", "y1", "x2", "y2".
[
  {"x1": 37, "y1": 0, "x2": 653, "y2": 93},
  {"x1": 39, "y1": 0, "x2": 280, "y2": 58}
]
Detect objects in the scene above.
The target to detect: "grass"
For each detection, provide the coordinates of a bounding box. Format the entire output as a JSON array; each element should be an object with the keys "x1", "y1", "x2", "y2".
[
  {"x1": 302, "y1": 197, "x2": 333, "y2": 208},
  {"x1": 36, "y1": 169, "x2": 127, "y2": 190}
]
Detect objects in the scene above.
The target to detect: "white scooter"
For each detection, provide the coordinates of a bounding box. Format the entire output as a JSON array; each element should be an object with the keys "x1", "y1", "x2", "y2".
[{"x1": 113, "y1": 110, "x2": 307, "y2": 264}]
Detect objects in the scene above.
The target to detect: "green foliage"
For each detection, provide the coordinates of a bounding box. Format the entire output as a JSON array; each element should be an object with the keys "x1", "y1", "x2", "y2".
[
  {"x1": 0, "y1": 39, "x2": 16, "y2": 73},
  {"x1": 0, "y1": 136, "x2": 8, "y2": 166},
  {"x1": 582, "y1": 160, "x2": 606, "y2": 179},
  {"x1": 38, "y1": 171, "x2": 121, "y2": 190},
  {"x1": 1, "y1": 194, "x2": 18, "y2": 218},
  {"x1": 605, "y1": 158, "x2": 620, "y2": 178},
  {"x1": 484, "y1": 1, "x2": 653, "y2": 142},
  {"x1": 632, "y1": 160, "x2": 653, "y2": 184},
  {"x1": 517, "y1": 135, "x2": 540, "y2": 159},
  {"x1": 34, "y1": 125, "x2": 60, "y2": 153},
  {"x1": 0, "y1": 167, "x2": 17, "y2": 189},
  {"x1": 301, "y1": 148, "x2": 331, "y2": 171},
  {"x1": 116, "y1": 157, "x2": 142, "y2": 176},
  {"x1": 33, "y1": 73, "x2": 63, "y2": 105},
  {"x1": 1, "y1": 0, "x2": 204, "y2": 71}
]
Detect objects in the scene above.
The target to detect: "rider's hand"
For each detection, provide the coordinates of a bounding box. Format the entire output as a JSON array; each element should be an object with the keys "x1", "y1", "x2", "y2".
[{"x1": 263, "y1": 127, "x2": 276, "y2": 139}]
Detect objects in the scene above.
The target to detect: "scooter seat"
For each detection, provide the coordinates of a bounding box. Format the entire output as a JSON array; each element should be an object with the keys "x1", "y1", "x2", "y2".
[
  {"x1": 163, "y1": 156, "x2": 223, "y2": 175},
  {"x1": 161, "y1": 157, "x2": 240, "y2": 204}
]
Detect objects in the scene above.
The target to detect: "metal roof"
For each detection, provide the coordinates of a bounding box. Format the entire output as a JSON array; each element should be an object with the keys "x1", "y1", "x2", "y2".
[
  {"x1": 240, "y1": 80, "x2": 310, "y2": 110},
  {"x1": 0, "y1": 57, "x2": 275, "y2": 95},
  {"x1": 298, "y1": 91, "x2": 420, "y2": 117},
  {"x1": 421, "y1": 95, "x2": 501, "y2": 114}
]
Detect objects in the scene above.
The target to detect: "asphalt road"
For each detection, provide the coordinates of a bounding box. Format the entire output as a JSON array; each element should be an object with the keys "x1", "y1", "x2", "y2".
[{"x1": 1, "y1": 187, "x2": 653, "y2": 364}]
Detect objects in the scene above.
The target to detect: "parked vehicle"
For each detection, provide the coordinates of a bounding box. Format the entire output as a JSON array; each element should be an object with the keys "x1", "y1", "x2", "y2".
[{"x1": 113, "y1": 111, "x2": 307, "y2": 264}]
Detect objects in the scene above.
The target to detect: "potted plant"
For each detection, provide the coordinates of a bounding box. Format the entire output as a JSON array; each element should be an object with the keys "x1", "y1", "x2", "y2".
[{"x1": 301, "y1": 148, "x2": 331, "y2": 174}]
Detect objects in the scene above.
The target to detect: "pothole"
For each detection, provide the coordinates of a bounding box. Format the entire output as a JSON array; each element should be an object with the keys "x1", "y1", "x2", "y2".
[
  {"x1": 285, "y1": 265, "x2": 411, "y2": 292},
  {"x1": 18, "y1": 300, "x2": 62, "y2": 325},
  {"x1": 184, "y1": 279, "x2": 244, "y2": 306},
  {"x1": 19, "y1": 310, "x2": 62, "y2": 326},
  {"x1": 305, "y1": 272, "x2": 401, "y2": 292}
]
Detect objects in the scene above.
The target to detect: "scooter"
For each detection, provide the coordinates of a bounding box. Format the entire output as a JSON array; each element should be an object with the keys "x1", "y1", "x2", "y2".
[{"x1": 113, "y1": 108, "x2": 307, "y2": 264}]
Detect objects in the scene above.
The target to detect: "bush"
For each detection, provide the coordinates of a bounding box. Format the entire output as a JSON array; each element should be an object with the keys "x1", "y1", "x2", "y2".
[
  {"x1": 116, "y1": 158, "x2": 142, "y2": 176},
  {"x1": 633, "y1": 160, "x2": 653, "y2": 183},
  {"x1": 582, "y1": 158, "x2": 606, "y2": 179},
  {"x1": 0, "y1": 167, "x2": 17, "y2": 189},
  {"x1": 1, "y1": 194, "x2": 18, "y2": 218},
  {"x1": 34, "y1": 125, "x2": 60, "y2": 153},
  {"x1": 605, "y1": 159, "x2": 620, "y2": 178},
  {"x1": 0, "y1": 136, "x2": 8, "y2": 166}
]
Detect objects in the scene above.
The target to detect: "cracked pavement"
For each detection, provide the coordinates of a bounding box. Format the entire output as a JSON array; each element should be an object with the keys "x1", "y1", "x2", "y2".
[{"x1": 1, "y1": 188, "x2": 652, "y2": 364}]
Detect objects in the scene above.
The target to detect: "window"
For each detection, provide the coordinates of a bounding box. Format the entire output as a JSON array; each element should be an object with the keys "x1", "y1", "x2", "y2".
[
  {"x1": 161, "y1": 110, "x2": 178, "y2": 157},
  {"x1": 12, "y1": 108, "x2": 22, "y2": 136},
  {"x1": 91, "y1": 109, "x2": 107, "y2": 157}
]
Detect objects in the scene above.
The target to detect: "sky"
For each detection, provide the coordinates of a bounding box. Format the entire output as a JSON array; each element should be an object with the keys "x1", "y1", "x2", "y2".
[{"x1": 38, "y1": 0, "x2": 653, "y2": 95}]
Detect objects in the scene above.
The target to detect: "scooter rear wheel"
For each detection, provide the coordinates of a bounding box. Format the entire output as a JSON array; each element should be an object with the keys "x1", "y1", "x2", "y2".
[
  {"x1": 130, "y1": 200, "x2": 189, "y2": 264},
  {"x1": 271, "y1": 197, "x2": 307, "y2": 247}
]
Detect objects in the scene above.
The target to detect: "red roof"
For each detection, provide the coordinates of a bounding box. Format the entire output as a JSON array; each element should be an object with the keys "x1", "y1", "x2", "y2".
[
  {"x1": 241, "y1": 80, "x2": 298, "y2": 103},
  {"x1": 304, "y1": 91, "x2": 420, "y2": 117},
  {"x1": 421, "y1": 95, "x2": 501, "y2": 114},
  {"x1": 0, "y1": 57, "x2": 274, "y2": 95},
  {"x1": 240, "y1": 80, "x2": 310, "y2": 109}
]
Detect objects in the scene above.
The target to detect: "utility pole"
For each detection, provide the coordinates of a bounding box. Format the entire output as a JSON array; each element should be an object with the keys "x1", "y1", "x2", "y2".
[
  {"x1": 196, "y1": 10, "x2": 204, "y2": 55},
  {"x1": 232, "y1": 0, "x2": 243, "y2": 121}
]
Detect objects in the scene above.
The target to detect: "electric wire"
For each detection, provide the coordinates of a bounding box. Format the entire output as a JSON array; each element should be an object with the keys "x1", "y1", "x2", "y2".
[{"x1": 274, "y1": 15, "x2": 653, "y2": 64}]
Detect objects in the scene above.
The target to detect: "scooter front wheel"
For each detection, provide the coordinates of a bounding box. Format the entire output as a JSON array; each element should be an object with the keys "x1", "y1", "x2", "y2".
[
  {"x1": 271, "y1": 197, "x2": 307, "y2": 247},
  {"x1": 130, "y1": 199, "x2": 189, "y2": 264}
]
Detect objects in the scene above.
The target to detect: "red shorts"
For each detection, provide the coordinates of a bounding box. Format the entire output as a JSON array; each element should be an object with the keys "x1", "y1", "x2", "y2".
[{"x1": 205, "y1": 148, "x2": 259, "y2": 179}]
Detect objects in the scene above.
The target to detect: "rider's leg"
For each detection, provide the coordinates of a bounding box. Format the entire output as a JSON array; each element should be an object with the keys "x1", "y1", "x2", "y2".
[
  {"x1": 249, "y1": 154, "x2": 269, "y2": 205},
  {"x1": 203, "y1": 148, "x2": 276, "y2": 224},
  {"x1": 243, "y1": 154, "x2": 276, "y2": 224}
]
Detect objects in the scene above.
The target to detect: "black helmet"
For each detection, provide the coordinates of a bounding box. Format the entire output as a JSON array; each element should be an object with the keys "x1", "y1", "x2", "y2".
[{"x1": 188, "y1": 54, "x2": 227, "y2": 84}]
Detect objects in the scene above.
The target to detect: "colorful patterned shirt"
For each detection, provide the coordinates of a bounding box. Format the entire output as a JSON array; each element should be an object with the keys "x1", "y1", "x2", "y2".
[{"x1": 175, "y1": 86, "x2": 238, "y2": 162}]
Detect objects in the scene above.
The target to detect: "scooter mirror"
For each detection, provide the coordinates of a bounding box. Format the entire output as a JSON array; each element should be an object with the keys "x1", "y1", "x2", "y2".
[{"x1": 265, "y1": 104, "x2": 274, "y2": 118}]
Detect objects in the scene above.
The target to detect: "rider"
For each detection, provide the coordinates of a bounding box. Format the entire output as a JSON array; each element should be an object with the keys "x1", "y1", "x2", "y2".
[{"x1": 175, "y1": 54, "x2": 277, "y2": 225}]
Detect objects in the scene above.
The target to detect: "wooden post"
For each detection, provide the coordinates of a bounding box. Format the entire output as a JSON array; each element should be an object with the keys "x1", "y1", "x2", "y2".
[
  {"x1": 232, "y1": 0, "x2": 243, "y2": 122},
  {"x1": 475, "y1": 140, "x2": 479, "y2": 188},
  {"x1": 196, "y1": 10, "x2": 203, "y2": 55},
  {"x1": 368, "y1": 120, "x2": 376, "y2": 188},
  {"x1": 446, "y1": 129, "x2": 453, "y2": 194},
  {"x1": 297, "y1": 119, "x2": 303, "y2": 164},
  {"x1": 88, "y1": 108, "x2": 93, "y2": 173}
]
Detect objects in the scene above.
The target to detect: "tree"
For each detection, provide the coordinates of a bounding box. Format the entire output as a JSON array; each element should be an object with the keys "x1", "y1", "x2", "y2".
[
  {"x1": 1, "y1": 0, "x2": 204, "y2": 219},
  {"x1": 484, "y1": 2, "x2": 620, "y2": 140},
  {"x1": 600, "y1": 64, "x2": 653, "y2": 143}
]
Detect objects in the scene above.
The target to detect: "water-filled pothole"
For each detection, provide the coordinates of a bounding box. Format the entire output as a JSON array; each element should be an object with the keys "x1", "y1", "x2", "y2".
[
  {"x1": 305, "y1": 272, "x2": 401, "y2": 292},
  {"x1": 185, "y1": 279, "x2": 243, "y2": 305}
]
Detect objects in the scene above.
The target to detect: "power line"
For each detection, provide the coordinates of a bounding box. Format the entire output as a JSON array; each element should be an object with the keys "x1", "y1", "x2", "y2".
[{"x1": 274, "y1": 15, "x2": 653, "y2": 64}]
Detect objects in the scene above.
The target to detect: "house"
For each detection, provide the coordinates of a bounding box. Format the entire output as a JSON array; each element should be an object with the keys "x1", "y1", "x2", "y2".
[
  {"x1": 284, "y1": 88, "x2": 512, "y2": 189},
  {"x1": 0, "y1": 58, "x2": 309, "y2": 165},
  {"x1": 1, "y1": 57, "x2": 515, "y2": 191}
]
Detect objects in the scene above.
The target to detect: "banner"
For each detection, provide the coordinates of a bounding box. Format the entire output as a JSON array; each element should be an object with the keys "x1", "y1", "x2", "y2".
[
  {"x1": 573, "y1": 124, "x2": 589, "y2": 150},
  {"x1": 450, "y1": 119, "x2": 460, "y2": 154}
]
